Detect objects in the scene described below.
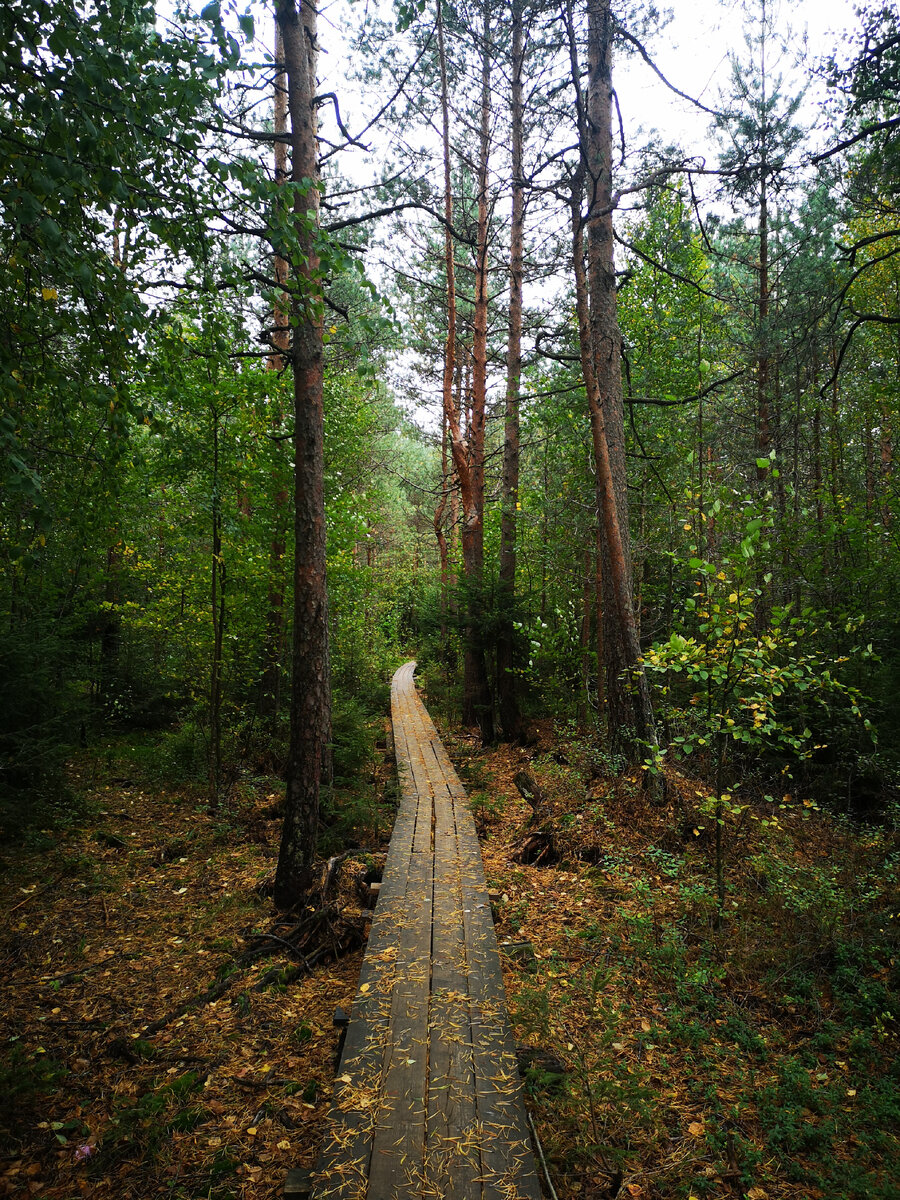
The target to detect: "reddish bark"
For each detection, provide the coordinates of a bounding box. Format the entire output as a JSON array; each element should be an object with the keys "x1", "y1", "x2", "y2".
[
  {"x1": 496, "y1": 0, "x2": 525, "y2": 743},
  {"x1": 437, "y1": 0, "x2": 493, "y2": 740},
  {"x1": 434, "y1": 410, "x2": 450, "y2": 639}
]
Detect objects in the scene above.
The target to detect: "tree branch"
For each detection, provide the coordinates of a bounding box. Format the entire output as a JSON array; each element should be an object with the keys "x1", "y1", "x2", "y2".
[{"x1": 811, "y1": 116, "x2": 900, "y2": 164}]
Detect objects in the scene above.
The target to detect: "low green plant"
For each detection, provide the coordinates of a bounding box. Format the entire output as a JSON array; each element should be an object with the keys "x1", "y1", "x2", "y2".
[{"x1": 643, "y1": 519, "x2": 873, "y2": 916}]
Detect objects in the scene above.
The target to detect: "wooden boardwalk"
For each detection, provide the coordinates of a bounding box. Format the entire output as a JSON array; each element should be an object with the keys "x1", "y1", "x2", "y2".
[{"x1": 309, "y1": 662, "x2": 541, "y2": 1200}]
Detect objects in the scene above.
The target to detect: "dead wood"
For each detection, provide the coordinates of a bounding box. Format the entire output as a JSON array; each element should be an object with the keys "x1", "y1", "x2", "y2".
[
  {"x1": 94, "y1": 830, "x2": 128, "y2": 850},
  {"x1": 513, "y1": 769, "x2": 548, "y2": 816},
  {"x1": 510, "y1": 827, "x2": 557, "y2": 865}
]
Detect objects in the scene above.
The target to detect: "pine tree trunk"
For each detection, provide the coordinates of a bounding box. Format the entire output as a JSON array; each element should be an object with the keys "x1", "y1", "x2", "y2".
[
  {"x1": 274, "y1": 0, "x2": 330, "y2": 909},
  {"x1": 497, "y1": 0, "x2": 525, "y2": 743},
  {"x1": 436, "y1": 0, "x2": 455, "y2": 652},
  {"x1": 261, "y1": 21, "x2": 290, "y2": 720},
  {"x1": 209, "y1": 404, "x2": 226, "y2": 809},
  {"x1": 568, "y1": 0, "x2": 658, "y2": 766},
  {"x1": 435, "y1": 411, "x2": 450, "y2": 640},
  {"x1": 440, "y1": 0, "x2": 493, "y2": 741}
]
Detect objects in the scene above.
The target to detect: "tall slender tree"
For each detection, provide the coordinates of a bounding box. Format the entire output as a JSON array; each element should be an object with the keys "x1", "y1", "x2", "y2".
[
  {"x1": 260, "y1": 21, "x2": 291, "y2": 720},
  {"x1": 273, "y1": 0, "x2": 332, "y2": 908},
  {"x1": 567, "y1": 0, "x2": 658, "y2": 763},
  {"x1": 496, "y1": 0, "x2": 526, "y2": 742}
]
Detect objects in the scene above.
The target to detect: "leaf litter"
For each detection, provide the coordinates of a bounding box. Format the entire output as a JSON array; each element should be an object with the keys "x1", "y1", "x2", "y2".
[{"x1": 0, "y1": 750, "x2": 381, "y2": 1199}]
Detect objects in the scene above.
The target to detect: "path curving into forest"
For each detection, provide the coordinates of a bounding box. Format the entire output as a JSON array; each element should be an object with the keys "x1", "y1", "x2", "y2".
[{"x1": 308, "y1": 661, "x2": 540, "y2": 1200}]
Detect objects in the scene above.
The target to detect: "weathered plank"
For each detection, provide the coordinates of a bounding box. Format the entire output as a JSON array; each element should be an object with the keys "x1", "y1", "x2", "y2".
[{"x1": 309, "y1": 661, "x2": 539, "y2": 1200}]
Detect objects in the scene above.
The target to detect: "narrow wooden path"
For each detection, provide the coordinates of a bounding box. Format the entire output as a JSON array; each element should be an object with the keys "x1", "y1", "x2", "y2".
[{"x1": 310, "y1": 662, "x2": 541, "y2": 1200}]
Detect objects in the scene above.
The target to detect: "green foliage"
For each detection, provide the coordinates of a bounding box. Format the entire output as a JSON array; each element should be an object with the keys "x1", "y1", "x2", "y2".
[{"x1": 643, "y1": 511, "x2": 873, "y2": 782}]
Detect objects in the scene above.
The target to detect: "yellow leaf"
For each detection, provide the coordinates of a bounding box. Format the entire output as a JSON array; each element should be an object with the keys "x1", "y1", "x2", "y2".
[
  {"x1": 688, "y1": 1121, "x2": 704, "y2": 1136},
  {"x1": 277, "y1": 1139, "x2": 291, "y2": 1150},
  {"x1": 246, "y1": 1126, "x2": 258, "y2": 1136},
  {"x1": 41, "y1": 287, "x2": 58, "y2": 301},
  {"x1": 360, "y1": 982, "x2": 370, "y2": 993}
]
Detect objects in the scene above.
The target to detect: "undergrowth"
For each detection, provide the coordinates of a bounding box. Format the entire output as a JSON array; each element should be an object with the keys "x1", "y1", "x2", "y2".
[{"x1": 466, "y1": 721, "x2": 900, "y2": 1200}]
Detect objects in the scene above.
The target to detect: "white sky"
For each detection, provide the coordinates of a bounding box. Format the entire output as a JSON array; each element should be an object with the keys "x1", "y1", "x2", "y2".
[{"x1": 613, "y1": 0, "x2": 859, "y2": 160}]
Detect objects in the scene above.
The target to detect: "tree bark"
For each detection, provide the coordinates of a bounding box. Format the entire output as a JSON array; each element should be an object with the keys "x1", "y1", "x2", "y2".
[
  {"x1": 435, "y1": 409, "x2": 450, "y2": 640},
  {"x1": 497, "y1": 0, "x2": 525, "y2": 743},
  {"x1": 260, "y1": 20, "x2": 291, "y2": 720},
  {"x1": 460, "y1": 0, "x2": 494, "y2": 741},
  {"x1": 274, "y1": 0, "x2": 331, "y2": 909},
  {"x1": 436, "y1": 0, "x2": 456, "y2": 652},
  {"x1": 209, "y1": 403, "x2": 226, "y2": 809},
  {"x1": 438, "y1": 0, "x2": 493, "y2": 741},
  {"x1": 568, "y1": 0, "x2": 658, "y2": 765}
]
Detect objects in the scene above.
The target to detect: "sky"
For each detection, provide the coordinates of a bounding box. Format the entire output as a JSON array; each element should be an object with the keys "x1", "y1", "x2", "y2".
[{"x1": 613, "y1": 0, "x2": 860, "y2": 164}]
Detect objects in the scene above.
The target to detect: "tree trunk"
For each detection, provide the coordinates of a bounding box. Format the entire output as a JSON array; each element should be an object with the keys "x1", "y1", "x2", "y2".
[
  {"x1": 578, "y1": 548, "x2": 592, "y2": 728},
  {"x1": 435, "y1": 409, "x2": 450, "y2": 640},
  {"x1": 261, "y1": 20, "x2": 290, "y2": 720},
  {"x1": 274, "y1": 0, "x2": 331, "y2": 909},
  {"x1": 568, "y1": 0, "x2": 658, "y2": 766},
  {"x1": 436, "y1": 0, "x2": 455, "y2": 651},
  {"x1": 496, "y1": 0, "x2": 525, "y2": 743},
  {"x1": 460, "y1": 0, "x2": 494, "y2": 741},
  {"x1": 209, "y1": 403, "x2": 227, "y2": 809},
  {"x1": 439, "y1": 0, "x2": 493, "y2": 741}
]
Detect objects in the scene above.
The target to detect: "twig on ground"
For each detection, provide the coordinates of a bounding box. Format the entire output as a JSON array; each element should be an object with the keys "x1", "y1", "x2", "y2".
[
  {"x1": 9, "y1": 874, "x2": 65, "y2": 915},
  {"x1": 526, "y1": 1109, "x2": 560, "y2": 1200}
]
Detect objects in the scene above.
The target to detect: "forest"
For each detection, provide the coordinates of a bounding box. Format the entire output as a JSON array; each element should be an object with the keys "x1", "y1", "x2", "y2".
[{"x1": 1, "y1": 0, "x2": 899, "y2": 1197}]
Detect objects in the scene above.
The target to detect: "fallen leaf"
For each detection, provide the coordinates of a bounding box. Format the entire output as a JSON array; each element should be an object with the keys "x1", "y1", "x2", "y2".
[{"x1": 688, "y1": 1122, "x2": 704, "y2": 1137}]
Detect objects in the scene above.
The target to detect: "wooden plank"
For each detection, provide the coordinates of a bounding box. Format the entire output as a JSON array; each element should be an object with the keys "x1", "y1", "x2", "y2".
[
  {"x1": 425, "y1": 770, "x2": 480, "y2": 1200},
  {"x1": 310, "y1": 660, "x2": 539, "y2": 1200},
  {"x1": 451, "y1": 770, "x2": 541, "y2": 1200},
  {"x1": 407, "y1": 675, "x2": 539, "y2": 1199},
  {"x1": 310, "y1": 666, "x2": 427, "y2": 1200},
  {"x1": 366, "y1": 674, "x2": 434, "y2": 1198}
]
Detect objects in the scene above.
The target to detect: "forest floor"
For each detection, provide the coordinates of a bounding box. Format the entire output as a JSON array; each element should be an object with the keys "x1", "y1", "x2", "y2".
[
  {"x1": 438, "y1": 717, "x2": 900, "y2": 1200},
  {"x1": 0, "y1": 736, "x2": 395, "y2": 1200},
  {"x1": 1, "y1": 714, "x2": 898, "y2": 1200}
]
